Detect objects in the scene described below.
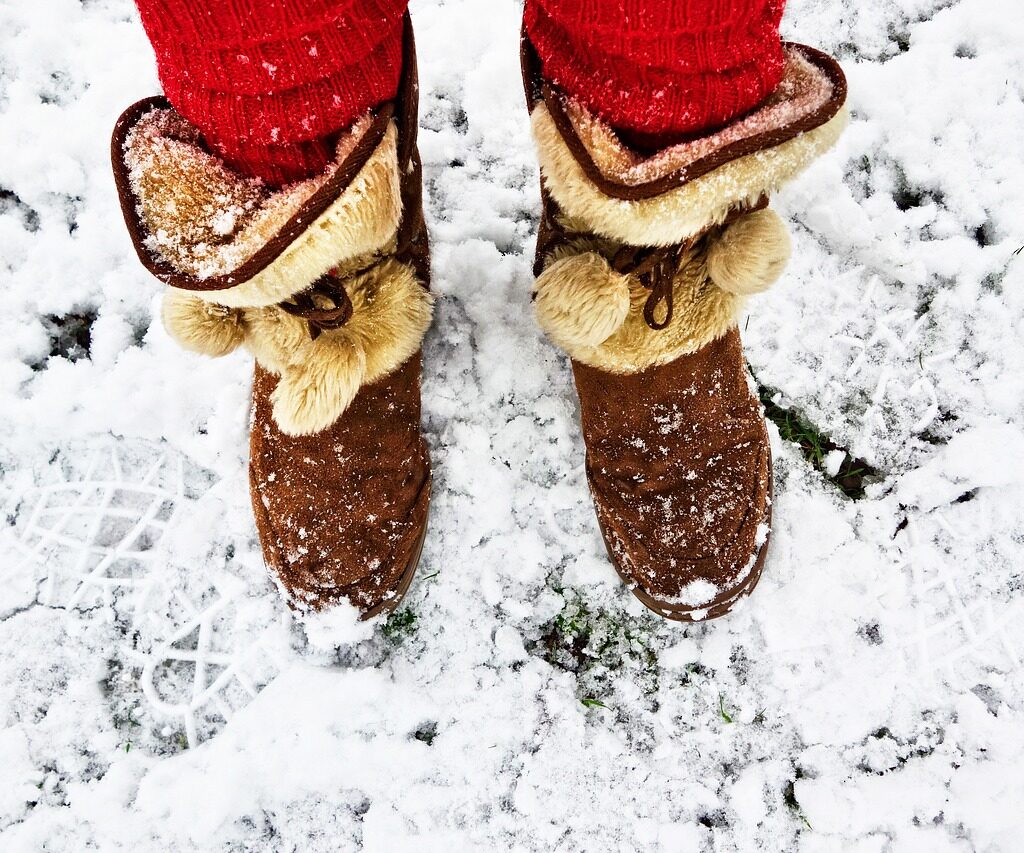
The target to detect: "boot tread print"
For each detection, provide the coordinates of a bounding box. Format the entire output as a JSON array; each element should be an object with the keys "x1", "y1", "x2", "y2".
[
  {"x1": 112, "y1": 14, "x2": 432, "y2": 619},
  {"x1": 522, "y1": 32, "x2": 848, "y2": 621}
]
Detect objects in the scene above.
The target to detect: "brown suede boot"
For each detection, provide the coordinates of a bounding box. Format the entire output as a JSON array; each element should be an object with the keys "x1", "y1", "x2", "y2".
[
  {"x1": 112, "y1": 16, "x2": 432, "y2": 618},
  {"x1": 522, "y1": 35, "x2": 848, "y2": 621}
]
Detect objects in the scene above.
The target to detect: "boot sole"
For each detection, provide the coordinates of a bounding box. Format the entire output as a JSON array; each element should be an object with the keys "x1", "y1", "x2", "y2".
[
  {"x1": 361, "y1": 479, "x2": 431, "y2": 621},
  {"x1": 596, "y1": 468, "x2": 774, "y2": 623}
]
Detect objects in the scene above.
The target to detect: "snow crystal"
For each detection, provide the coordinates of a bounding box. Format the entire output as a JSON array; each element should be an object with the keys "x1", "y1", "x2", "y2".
[
  {"x1": 301, "y1": 600, "x2": 377, "y2": 650},
  {"x1": 823, "y1": 448, "x2": 847, "y2": 477},
  {"x1": 1, "y1": 0, "x2": 1023, "y2": 851}
]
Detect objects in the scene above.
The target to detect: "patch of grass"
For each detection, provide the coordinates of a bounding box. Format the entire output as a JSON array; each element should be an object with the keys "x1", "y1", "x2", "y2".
[
  {"x1": 758, "y1": 385, "x2": 879, "y2": 500},
  {"x1": 718, "y1": 694, "x2": 734, "y2": 724},
  {"x1": 381, "y1": 607, "x2": 417, "y2": 642},
  {"x1": 541, "y1": 597, "x2": 654, "y2": 674},
  {"x1": 533, "y1": 592, "x2": 659, "y2": 708},
  {"x1": 766, "y1": 405, "x2": 829, "y2": 467}
]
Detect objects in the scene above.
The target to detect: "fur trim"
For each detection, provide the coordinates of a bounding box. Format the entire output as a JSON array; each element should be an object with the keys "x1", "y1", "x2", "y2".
[
  {"x1": 529, "y1": 45, "x2": 845, "y2": 372},
  {"x1": 125, "y1": 111, "x2": 402, "y2": 308},
  {"x1": 532, "y1": 104, "x2": 848, "y2": 247},
  {"x1": 533, "y1": 236, "x2": 743, "y2": 374},
  {"x1": 706, "y1": 209, "x2": 791, "y2": 296},
  {"x1": 265, "y1": 334, "x2": 368, "y2": 437},
  {"x1": 563, "y1": 48, "x2": 838, "y2": 188},
  {"x1": 534, "y1": 252, "x2": 631, "y2": 350},
  {"x1": 162, "y1": 289, "x2": 246, "y2": 356},
  {"x1": 160, "y1": 259, "x2": 433, "y2": 435}
]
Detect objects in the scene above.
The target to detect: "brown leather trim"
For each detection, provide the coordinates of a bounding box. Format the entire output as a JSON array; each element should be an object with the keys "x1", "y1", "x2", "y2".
[
  {"x1": 521, "y1": 28, "x2": 848, "y2": 202},
  {"x1": 395, "y1": 12, "x2": 419, "y2": 174},
  {"x1": 391, "y1": 14, "x2": 431, "y2": 288},
  {"x1": 111, "y1": 101, "x2": 394, "y2": 292}
]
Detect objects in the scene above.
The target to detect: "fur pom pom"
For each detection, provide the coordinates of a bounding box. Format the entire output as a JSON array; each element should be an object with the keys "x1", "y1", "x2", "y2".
[
  {"x1": 342, "y1": 259, "x2": 433, "y2": 383},
  {"x1": 706, "y1": 208, "x2": 792, "y2": 296},
  {"x1": 252, "y1": 259, "x2": 429, "y2": 436},
  {"x1": 161, "y1": 290, "x2": 245, "y2": 357},
  {"x1": 164, "y1": 258, "x2": 430, "y2": 436},
  {"x1": 533, "y1": 253, "x2": 631, "y2": 350},
  {"x1": 271, "y1": 345, "x2": 367, "y2": 437}
]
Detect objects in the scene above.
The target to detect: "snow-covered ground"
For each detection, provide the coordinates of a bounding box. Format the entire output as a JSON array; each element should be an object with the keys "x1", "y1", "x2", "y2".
[{"x1": 2, "y1": 0, "x2": 1023, "y2": 849}]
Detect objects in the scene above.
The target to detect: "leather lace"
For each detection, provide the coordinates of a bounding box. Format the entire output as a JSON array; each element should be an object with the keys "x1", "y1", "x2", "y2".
[
  {"x1": 610, "y1": 241, "x2": 695, "y2": 331},
  {"x1": 279, "y1": 274, "x2": 354, "y2": 340},
  {"x1": 536, "y1": 226, "x2": 696, "y2": 332},
  {"x1": 279, "y1": 225, "x2": 418, "y2": 340},
  {"x1": 536, "y1": 197, "x2": 770, "y2": 333}
]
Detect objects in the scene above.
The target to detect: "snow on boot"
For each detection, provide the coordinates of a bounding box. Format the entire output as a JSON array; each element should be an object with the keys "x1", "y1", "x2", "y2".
[
  {"x1": 112, "y1": 15, "x2": 433, "y2": 618},
  {"x1": 523, "y1": 34, "x2": 848, "y2": 621}
]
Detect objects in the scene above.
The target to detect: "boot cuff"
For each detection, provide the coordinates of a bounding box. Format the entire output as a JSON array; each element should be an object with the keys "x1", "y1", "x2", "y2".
[
  {"x1": 531, "y1": 43, "x2": 848, "y2": 247},
  {"x1": 112, "y1": 100, "x2": 402, "y2": 308}
]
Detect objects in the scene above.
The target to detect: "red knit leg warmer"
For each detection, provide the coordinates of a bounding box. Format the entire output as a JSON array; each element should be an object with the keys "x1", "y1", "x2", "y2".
[
  {"x1": 524, "y1": 0, "x2": 788, "y2": 148},
  {"x1": 134, "y1": 0, "x2": 409, "y2": 186}
]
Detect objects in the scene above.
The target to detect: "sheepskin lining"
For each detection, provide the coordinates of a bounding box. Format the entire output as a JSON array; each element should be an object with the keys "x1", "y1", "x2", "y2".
[
  {"x1": 533, "y1": 208, "x2": 793, "y2": 373},
  {"x1": 122, "y1": 111, "x2": 403, "y2": 308},
  {"x1": 565, "y1": 47, "x2": 837, "y2": 187},
  {"x1": 533, "y1": 104, "x2": 848, "y2": 247}
]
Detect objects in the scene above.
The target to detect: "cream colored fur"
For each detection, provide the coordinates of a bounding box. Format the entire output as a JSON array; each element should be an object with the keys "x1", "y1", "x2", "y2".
[
  {"x1": 706, "y1": 208, "x2": 791, "y2": 295},
  {"x1": 532, "y1": 104, "x2": 849, "y2": 248},
  {"x1": 531, "y1": 85, "x2": 846, "y2": 372},
  {"x1": 162, "y1": 259, "x2": 433, "y2": 435},
  {"x1": 211, "y1": 124, "x2": 402, "y2": 308},
  {"x1": 534, "y1": 252, "x2": 631, "y2": 350},
  {"x1": 132, "y1": 120, "x2": 403, "y2": 308},
  {"x1": 533, "y1": 235, "x2": 742, "y2": 374},
  {"x1": 162, "y1": 291, "x2": 246, "y2": 357},
  {"x1": 534, "y1": 212, "x2": 799, "y2": 373}
]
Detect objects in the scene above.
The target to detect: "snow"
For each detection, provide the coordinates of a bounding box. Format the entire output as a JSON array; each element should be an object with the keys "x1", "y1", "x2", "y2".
[{"x1": 1, "y1": 0, "x2": 1023, "y2": 850}]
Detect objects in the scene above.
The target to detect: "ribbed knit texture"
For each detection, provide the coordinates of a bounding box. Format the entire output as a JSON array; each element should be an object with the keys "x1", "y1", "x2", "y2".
[
  {"x1": 134, "y1": 0, "x2": 409, "y2": 186},
  {"x1": 135, "y1": 0, "x2": 787, "y2": 183},
  {"x1": 525, "y1": 0, "x2": 787, "y2": 149}
]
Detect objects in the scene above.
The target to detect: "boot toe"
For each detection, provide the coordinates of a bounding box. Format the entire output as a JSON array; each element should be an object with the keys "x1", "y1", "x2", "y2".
[
  {"x1": 580, "y1": 363, "x2": 774, "y2": 621},
  {"x1": 249, "y1": 358, "x2": 431, "y2": 617},
  {"x1": 260, "y1": 477, "x2": 430, "y2": 618},
  {"x1": 594, "y1": 453, "x2": 772, "y2": 622}
]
